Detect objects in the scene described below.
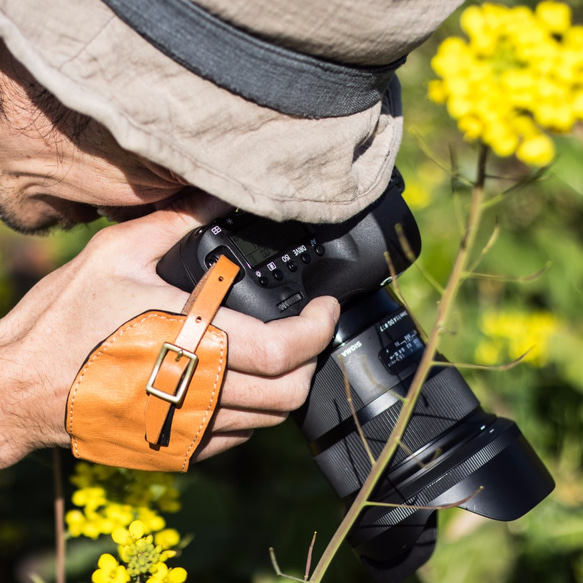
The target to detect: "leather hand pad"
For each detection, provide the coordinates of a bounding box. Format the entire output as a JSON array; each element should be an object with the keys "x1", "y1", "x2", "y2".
[{"x1": 65, "y1": 255, "x2": 239, "y2": 472}]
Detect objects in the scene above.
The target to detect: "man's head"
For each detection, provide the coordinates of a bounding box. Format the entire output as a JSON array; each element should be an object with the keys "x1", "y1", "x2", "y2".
[
  {"x1": 0, "y1": 0, "x2": 462, "y2": 227},
  {"x1": 0, "y1": 41, "x2": 191, "y2": 234}
]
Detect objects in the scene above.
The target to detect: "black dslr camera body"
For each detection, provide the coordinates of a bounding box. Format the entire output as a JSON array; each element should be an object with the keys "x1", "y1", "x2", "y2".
[{"x1": 157, "y1": 169, "x2": 554, "y2": 582}]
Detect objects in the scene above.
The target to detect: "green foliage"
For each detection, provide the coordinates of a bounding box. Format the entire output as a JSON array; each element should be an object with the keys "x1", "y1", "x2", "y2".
[
  {"x1": 394, "y1": 4, "x2": 583, "y2": 582},
  {"x1": 1, "y1": 2, "x2": 582, "y2": 582}
]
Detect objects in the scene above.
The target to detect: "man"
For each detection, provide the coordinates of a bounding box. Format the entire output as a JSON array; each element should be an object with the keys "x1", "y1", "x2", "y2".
[{"x1": 0, "y1": 0, "x2": 462, "y2": 469}]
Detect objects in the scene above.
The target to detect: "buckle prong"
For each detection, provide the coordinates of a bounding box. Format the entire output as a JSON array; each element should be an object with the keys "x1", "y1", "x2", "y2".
[{"x1": 146, "y1": 342, "x2": 198, "y2": 406}]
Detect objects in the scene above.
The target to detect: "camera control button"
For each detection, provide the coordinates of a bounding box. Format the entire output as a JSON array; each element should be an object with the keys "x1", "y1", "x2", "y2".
[
  {"x1": 287, "y1": 261, "x2": 298, "y2": 272},
  {"x1": 205, "y1": 254, "x2": 219, "y2": 268},
  {"x1": 314, "y1": 245, "x2": 325, "y2": 256},
  {"x1": 258, "y1": 276, "x2": 269, "y2": 286},
  {"x1": 301, "y1": 252, "x2": 311, "y2": 264},
  {"x1": 272, "y1": 269, "x2": 284, "y2": 281},
  {"x1": 277, "y1": 292, "x2": 303, "y2": 313}
]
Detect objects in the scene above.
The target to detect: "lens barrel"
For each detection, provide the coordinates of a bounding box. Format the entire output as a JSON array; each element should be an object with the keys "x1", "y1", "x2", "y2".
[{"x1": 293, "y1": 287, "x2": 554, "y2": 582}]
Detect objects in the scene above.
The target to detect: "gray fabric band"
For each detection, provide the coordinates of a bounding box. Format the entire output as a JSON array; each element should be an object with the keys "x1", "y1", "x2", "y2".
[{"x1": 101, "y1": 0, "x2": 406, "y2": 118}]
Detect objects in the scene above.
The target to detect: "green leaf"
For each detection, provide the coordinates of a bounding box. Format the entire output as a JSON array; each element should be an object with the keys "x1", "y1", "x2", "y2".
[{"x1": 552, "y1": 136, "x2": 583, "y2": 196}]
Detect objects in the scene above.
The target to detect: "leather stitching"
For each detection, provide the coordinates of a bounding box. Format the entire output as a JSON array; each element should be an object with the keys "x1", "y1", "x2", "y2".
[
  {"x1": 68, "y1": 312, "x2": 184, "y2": 456},
  {"x1": 181, "y1": 330, "x2": 226, "y2": 471}
]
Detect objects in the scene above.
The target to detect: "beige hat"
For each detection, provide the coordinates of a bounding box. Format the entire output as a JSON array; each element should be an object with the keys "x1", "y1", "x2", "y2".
[{"x1": 0, "y1": 0, "x2": 461, "y2": 222}]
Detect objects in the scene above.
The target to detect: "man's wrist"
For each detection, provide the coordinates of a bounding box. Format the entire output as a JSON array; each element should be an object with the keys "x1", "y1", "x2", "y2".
[{"x1": 0, "y1": 333, "x2": 69, "y2": 468}]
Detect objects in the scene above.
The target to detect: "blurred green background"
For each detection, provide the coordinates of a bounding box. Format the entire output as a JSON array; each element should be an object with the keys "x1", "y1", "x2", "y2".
[{"x1": 1, "y1": 1, "x2": 582, "y2": 582}]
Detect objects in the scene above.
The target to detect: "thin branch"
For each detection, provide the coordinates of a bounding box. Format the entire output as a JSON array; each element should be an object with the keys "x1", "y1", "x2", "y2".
[
  {"x1": 338, "y1": 357, "x2": 376, "y2": 465},
  {"x1": 500, "y1": 166, "x2": 549, "y2": 196},
  {"x1": 270, "y1": 548, "x2": 306, "y2": 582},
  {"x1": 384, "y1": 248, "x2": 431, "y2": 344},
  {"x1": 53, "y1": 448, "x2": 66, "y2": 583},
  {"x1": 397, "y1": 221, "x2": 446, "y2": 298},
  {"x1": 412, "y1": 262, "x2": 446, "y2": 297},
  {"x1": 433, "y1": 349, "x2": 532, "y2": 371},
  {"x1": 270, "y1": 534, "x2": 319, "y2": 583},
  {"x1": 467, "y1": 220, "x2": 500, "y2": 274},
  {"x1": 479, "y1": 167, "x2": 550, "y2": 211},
  {"x1": 409, "y1": 130, "x2": 470, "y2": 186},
  {"x1": 394, "y1": 223, "x2": 419, "y2": 268},
  {"x1": 390, "y1": 438, "x2": 438, "y2": 471},
  {"x1": 363, "y1": 486, "x2": 484, "y2": 511},
  {"x1": 305, "y1": 532, "x2": 317, "y2": 581},
  {"x1": 464, "y1": 261, "x2": 552, "y2": 283},
  {"x1": 307, "y1": 145, "x2": 490, "y2": 582}
]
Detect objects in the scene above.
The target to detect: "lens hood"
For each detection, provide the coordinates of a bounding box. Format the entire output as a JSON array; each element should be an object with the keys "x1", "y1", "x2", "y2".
[{"x1": 347, "y1": 417, "x2": 554, "y2": 581}]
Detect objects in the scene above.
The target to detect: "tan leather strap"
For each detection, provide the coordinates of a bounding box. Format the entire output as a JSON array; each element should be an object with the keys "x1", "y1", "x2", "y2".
[
  {"x1": 66, "y1": 254, "x2": 241, "y2": 472},
  {"x1": 145, "y1": 255, "x2": 239, "y2": 444}
]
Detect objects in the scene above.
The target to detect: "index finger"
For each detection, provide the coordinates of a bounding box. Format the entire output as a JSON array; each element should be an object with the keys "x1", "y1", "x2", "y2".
[{"x1": 213, "y1": 296, "x2": 340, "y2": 376}]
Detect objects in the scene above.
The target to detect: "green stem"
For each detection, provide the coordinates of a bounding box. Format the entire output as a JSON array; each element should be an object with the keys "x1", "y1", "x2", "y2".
[
  {"x1": 307, "y1": 147, "x2": 488, "y2": 582},
  {"x1": 53, "y1": 448, "x2": 66, "y2": 583}
]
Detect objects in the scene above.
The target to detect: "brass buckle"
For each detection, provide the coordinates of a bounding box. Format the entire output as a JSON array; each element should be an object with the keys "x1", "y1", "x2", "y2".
[{"x1": 146, "y1": 342, "x2": 199, "y2": 406}]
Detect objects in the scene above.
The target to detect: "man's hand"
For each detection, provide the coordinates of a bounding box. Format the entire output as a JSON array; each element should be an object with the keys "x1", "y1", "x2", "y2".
[{"x1": 0, "y1": 195, "x2": 339, "y2": 469}]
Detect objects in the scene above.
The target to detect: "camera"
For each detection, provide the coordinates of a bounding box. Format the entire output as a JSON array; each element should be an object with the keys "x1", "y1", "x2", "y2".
[{"x1": 157, "y1": 168, "x2": 554, "y2": 582}]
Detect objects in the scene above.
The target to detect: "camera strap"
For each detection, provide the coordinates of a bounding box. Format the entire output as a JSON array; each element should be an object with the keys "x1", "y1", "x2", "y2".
[
  {"x1": 144, "y1": 256, "x2": 238, "y2": 446},
  {"x1": 65, "y1": 255, "x2": 239, "y2": 472}
]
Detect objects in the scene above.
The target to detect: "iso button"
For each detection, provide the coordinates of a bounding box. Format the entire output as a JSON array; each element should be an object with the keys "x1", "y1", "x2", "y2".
[{"x1": 300, "y1": 252, "x2": 311, "y2": 264}]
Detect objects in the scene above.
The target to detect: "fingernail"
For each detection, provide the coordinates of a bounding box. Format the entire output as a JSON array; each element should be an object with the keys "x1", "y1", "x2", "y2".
[{"x1": 330, "y1": 298, "x2": 341, "y2": 324}]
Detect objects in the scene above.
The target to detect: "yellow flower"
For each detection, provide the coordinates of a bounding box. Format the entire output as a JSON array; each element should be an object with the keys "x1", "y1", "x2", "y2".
[
  {"x1": 91, "y1": 554, "x2": 130, "y2": 583},
  {"x1": 137, "y1": 507, "x2": 167, "y2": 533},
  {"x1": 510, "y1": 115, "x2": 539, "y2": 139},
  {"x1": 429, "y1": 1, "x2": 582, "y2": 166},
  {"x1": 564, "y1": 25, "x2": 583, "y2": 48},
  {"x1": 430, "y1": 37, "x2": 471, "y2": 77},
  {"x1": 154, "y1": 528, "x2": 181, "y2": 550},
  {"x1": 113, "y1": 520, "x2": 146, "y2": 546},
  {"x1": 482, "y1": 119, "x2": 519, "y2": 157},
  {"x1": 147, "y1": 564, "x2": 188, "y2": 583},
  {"x1": 477, "y1": 310, "x2": 560, "y2": 367},
  {"x1": 534, "y1": 102, "x2": 575, "y2": 133},
  {"x1": 572, "y1": 90, "x2": 583, "y2": 117},
  {"x1": 65, "y1": 509, "x2": 86, "y2": 538},
  {"x1": 535, "y1": 1, "x2": 572, "y2": 34},
  {"x1": 67, "y1": 462, "x2": 183, "y2": 542},
  {"x1": 427, "y1": 79, "x2": 448, "y2": 104},
  {"x1": 72, "y1": 487, "x2": 107, "y2": 510},
  {"x1": 516, "y1": 133, "x2": 555, "y2": 166},
  {"x1": 458, "y1": 114, "x2": 484, "y2": 141},
  {"x1": 112, "y1": 520, "x2": 180, "y2": 578},
  {"x1": 104, "y1": 503, "x2": 135, "y2": 528},
  {"x1": 68, "y1": 463, "x2": 188, "y2": 583}
]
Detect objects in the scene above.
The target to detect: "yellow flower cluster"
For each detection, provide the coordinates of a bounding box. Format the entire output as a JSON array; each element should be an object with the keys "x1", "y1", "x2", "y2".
[
  {"x1": 66, "y1": 462, "x2": 180, "y2": 539},
  {"x1": 429, "y1": 2, "x2": 583, "y2": 166},
  {"x1": 92, "y1": 521, "x2": 187, "y2": 583},
  {"x1": 65, "y1": 463, "x2": 187, "y2": 583},
  {"x1": 475, "y1": 309, "x2": 559, "y2": 367}
]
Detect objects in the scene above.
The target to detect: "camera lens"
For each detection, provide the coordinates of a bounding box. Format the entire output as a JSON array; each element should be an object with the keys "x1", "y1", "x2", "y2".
[
  {"x1": 293, "y1": 287, "x2": 554, "y2": 582},
  {"x1": 156, "y1": 165, "x2": 554, "y2": 582}
]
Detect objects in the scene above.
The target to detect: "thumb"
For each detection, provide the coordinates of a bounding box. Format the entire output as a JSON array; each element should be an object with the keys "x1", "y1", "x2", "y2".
[{"x1": 110, "y1": 191, "x2": 234, "y2": 257}]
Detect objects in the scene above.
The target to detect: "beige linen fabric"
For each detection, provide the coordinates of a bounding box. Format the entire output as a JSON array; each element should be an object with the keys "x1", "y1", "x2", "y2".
[{"x1": 0, "y1": 0, "x2": 462, "y2": 222}]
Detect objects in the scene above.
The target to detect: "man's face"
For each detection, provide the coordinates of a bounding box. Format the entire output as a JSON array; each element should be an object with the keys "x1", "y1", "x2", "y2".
[{"x1": 0, "y1": 43, "x2": 187, "y2": 234}]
